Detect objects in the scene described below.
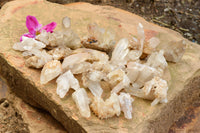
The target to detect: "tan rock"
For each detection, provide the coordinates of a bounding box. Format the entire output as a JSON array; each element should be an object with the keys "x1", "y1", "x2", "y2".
[{"x1": 0, "y1": 1, "x2": 200, "y2": 133}]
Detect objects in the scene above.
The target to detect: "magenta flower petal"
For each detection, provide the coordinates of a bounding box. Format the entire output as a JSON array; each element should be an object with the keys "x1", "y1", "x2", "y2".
[
  {"x1": 42, "y1": 22, "x2": 57, "y2": 33},
  {"x1": 20, "y1": 33, "x2": 35, "y2": 41},
  {"x1": 26, "y1": 15, "x2": 41, "y2": 35}
]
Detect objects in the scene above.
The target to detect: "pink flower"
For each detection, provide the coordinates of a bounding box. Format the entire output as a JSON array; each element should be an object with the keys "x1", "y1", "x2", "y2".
[{"x1": 20, "y1": 15, "x2": 57, "y2": 41}]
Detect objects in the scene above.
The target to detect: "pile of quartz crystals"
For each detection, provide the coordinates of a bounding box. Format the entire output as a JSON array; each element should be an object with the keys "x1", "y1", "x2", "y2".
[
  {"x1": 13, "y1": 16, "x2": 186, "y2": 120},
  {"x1": 13, "y1": 16, "x2": 80, "y2": 69}
]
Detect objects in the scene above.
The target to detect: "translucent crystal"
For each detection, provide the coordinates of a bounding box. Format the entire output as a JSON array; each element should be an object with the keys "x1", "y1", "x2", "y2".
[
  {"x1": 90, "y1": 93, "x2": 121, "y2": 119},
  {"x1": 111, "y1": 38, "x2": 129, "y2": 63},
  {"x1": 119, "y1": 92, "x2": 134, "y2": 119},
  {"x1": 127, "y1": 62, "x2": 161, "y2": 85},
  {"x1": 82, "y1": 23, "x2": 115, "y2": 52},
  {"x1": 62, "y1": 16, "x2": 71, "y2": 29},
  {"x1": 143, "y1": 76, "x2": 168, "y2": 106},
  {"x1": 13, "y1": 36, "x2": 46, "y2": 51},
  {"x1": 126, "y1": 50, "x2": 141, "y2": 61},
  {"x1": 70, "y1": 62, "x2": 92, "y2": 74},
  {"x1": 111, "y1": 74, "x2": 130, "y2": 94},
  {"x1": 62, "y1": 53, "x2": 91, "y2": 71},
  {"x1": 82, "y1": 70, "x2": 104, "y2": 97},
  {"x1": 48, "y1": 46, "x2": 72, "y2": 60},
  {"x1": 107, "y1": 69, "x2": 126, "y2": 87},
  {"x1": 56, "y1": 70, "x2": 80, "y2": 98},
  {"x1": 146, "y1": 50, "x2": 168, "y2": 70},
  {"x1": 40, "y1": 60, "x2": 62, "y2": 84},
  {"x1": 73, "y1": 48, "x2": 109, "y2": 63},
  {"x1": 156, "y1": 40, "x2": 186, "y2": 62},
  {"x1": 126, "y1": 76, "x2": 168, "y2": 106},
  {"x1": 143, "y1": 37, "x2": 160, "y2": 55},
  {"x1": 137, "y1": 23, "x2": 145, "y2": 50},
  {"x1": 35, "y1": 30, "x2": 49, "y2": 45},
  {"x1": 63, "y1": 48, "x2": 109, "y2": 74},
  {"x1": 127, "y1": 23, "x2": 145, "y2": 60},
  {"x1": 72, "y1": 88, "x2": 91, "y2": 118},
  {"x1": 25, "y1": 50, "x2": 53, "y2": 68}
]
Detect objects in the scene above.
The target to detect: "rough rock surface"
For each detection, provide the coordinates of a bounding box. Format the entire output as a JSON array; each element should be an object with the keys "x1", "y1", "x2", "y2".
[
  {"x1": 0, "y1": 76, "x2": 66, "y2": 133},
  {"x1": 0, "y1": 0, "x2": 200, "y2": 132}
]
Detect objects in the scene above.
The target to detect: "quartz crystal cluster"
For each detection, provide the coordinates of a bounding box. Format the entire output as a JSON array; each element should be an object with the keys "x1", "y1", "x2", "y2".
[{"x1": 13, "y1": 16, "x2": 186, "y2": 119}]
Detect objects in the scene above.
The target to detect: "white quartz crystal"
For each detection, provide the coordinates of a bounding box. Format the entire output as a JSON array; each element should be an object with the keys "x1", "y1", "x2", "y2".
[
  {"x1": 111, "y1": 74, "x2": 130, "y2": 94},
  {"x1": 82, "y1": 23, "x2": 115, "y2": 52},
  {"x1": 72, "y1": 88, "x2": 91, "y2": 118},
  {"x1": 62, "y1": 16, "x2": 71, "y2": 29},
  {"x1": 63, "y1": 48, "x2": 109, "y2": 74},
  {"x1": 90, "y1": 93, "x2": 121, "y2": 119},
  {"x1": 40, "y1": 60, "x2": 62, "y2": 84},
  {"x1": 127, "y1": 62, "x2": 161, "y2": 86},
  {"x1": 35, "y1": 30, "x2": 49, "y2": 45},
  {"x1": 111, "y1": 38, "x2": 129, "y2": 64},
  {"x1": 126, "y1": 76, "x2": 168, "y2": 106},
  {"x1": 70, "y1": 62, "x2": 92, "y2": 74},
  {"x1": 143, "y1": 37, "x2": 160, "y2": 55},
  {"x1": 119, "y1": 92, "x2": 134, "y2": 119},
  {"x1": 107, "y1": 69, "x2": 130, "y2": 94},
  {"x1": 48, "y1": 46, "x2": 72, "y2": 60},
  {"x1": 13, "y1": 36, "x2": 46, "y2": 52},
  {"x1": 137, "y1": 23, "x2": 145, "y2": 50},
  {"x1": 56, "y1": 70, "x2": 80, "y2": 98},
  {"x1": 107, "y1": 69, "x2": 126, "y2": 87},
  {"x1": 146, "y1": 50, "x2": 168, "y2": 70},
  {"x1": 73, "y1": 48, "x2": 109, "y2": 63},
  {"x1": 82, "y1": 70, "x2": 104, "y2": 97},
  {"x1": 25, "y1": 50, "x2": 53, "y2": 68},
  {"x1": 157, "y1": 40, "x2": 186, "y2": 62},
  {"x1": 62, "y1": 53, "x2": 91, "y2": 71}
]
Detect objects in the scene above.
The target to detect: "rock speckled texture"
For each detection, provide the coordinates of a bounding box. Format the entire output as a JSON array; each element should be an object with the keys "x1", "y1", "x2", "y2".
[{"x1": 0, "y1": 0, "x2": 200, "y2": 132}]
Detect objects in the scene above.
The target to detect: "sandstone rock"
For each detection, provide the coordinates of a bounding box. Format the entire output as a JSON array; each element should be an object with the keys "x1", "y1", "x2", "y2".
[{"x1": 0, "y1": 1, "x2": 200, "y2": 133}]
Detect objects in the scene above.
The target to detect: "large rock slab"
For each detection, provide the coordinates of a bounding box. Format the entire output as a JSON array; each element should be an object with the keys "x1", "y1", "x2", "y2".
[{"x1": 0, "y1": 0, "x2": 200, "y2": 132}]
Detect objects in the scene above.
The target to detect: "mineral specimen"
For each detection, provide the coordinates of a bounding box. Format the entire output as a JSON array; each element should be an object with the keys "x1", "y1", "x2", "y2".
[
  {"x1": 13, "y1": 36, "x2": 46, "y2": 52},
  {"x1": 72, "y1": 88, "x2": 91, "y2": 118},
  {"x1": 40, "y1": 60, "x2": 62, "y2": 84},
  {"x1": 56, "y1": 70, "x2": 80, "y2": 98},
  {"x1": 143, "y1": 37, "x2": 160, "y2": 55},
  {"x1": 126, "y1": 76, "x2": 168, "y2": 106},
  {"x1": 111, "y1": 38, "x2": 129, "y2": 66},
  {"x1": 156, "y1": 40, "x2": 186, "y2": 62},
  {"x1": 118, "y1": 92, "x2": 134, "y2": 119},
  {"x1": 127, "y1": 62, "x2": 161, "y2": 86},
  {"x1": 90, "y1": 93, "x2": 121, "y2": 119},
  {"x1": 48, "y1": 46, "x2": 72, "y2": 60},
  {"x1": 62, "y1": 53, "x2": 91, "y2": 72},
  {"x1": 13, "y1": 16, "x2": 187, "y2": 119},
  {"x1": 82, "y1": 70, "x2": 104, "y2": 97},
  {"x1": 25, "y1": 50, "x2": 53, "y2": 68},
  {"x1": 82, "y1": 23, "x2": 115, "y2": 52}
]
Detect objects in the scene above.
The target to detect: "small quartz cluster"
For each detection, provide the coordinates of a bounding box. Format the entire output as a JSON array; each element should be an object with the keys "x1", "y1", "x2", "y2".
[{"x1": 13, "y1": 16, "x2": 186, "y2": 119}]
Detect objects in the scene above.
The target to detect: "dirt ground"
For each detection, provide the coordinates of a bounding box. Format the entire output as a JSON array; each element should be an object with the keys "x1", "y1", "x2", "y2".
[{"x1": 0, "y1": 99, "x2": 30, "y2": 133}]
